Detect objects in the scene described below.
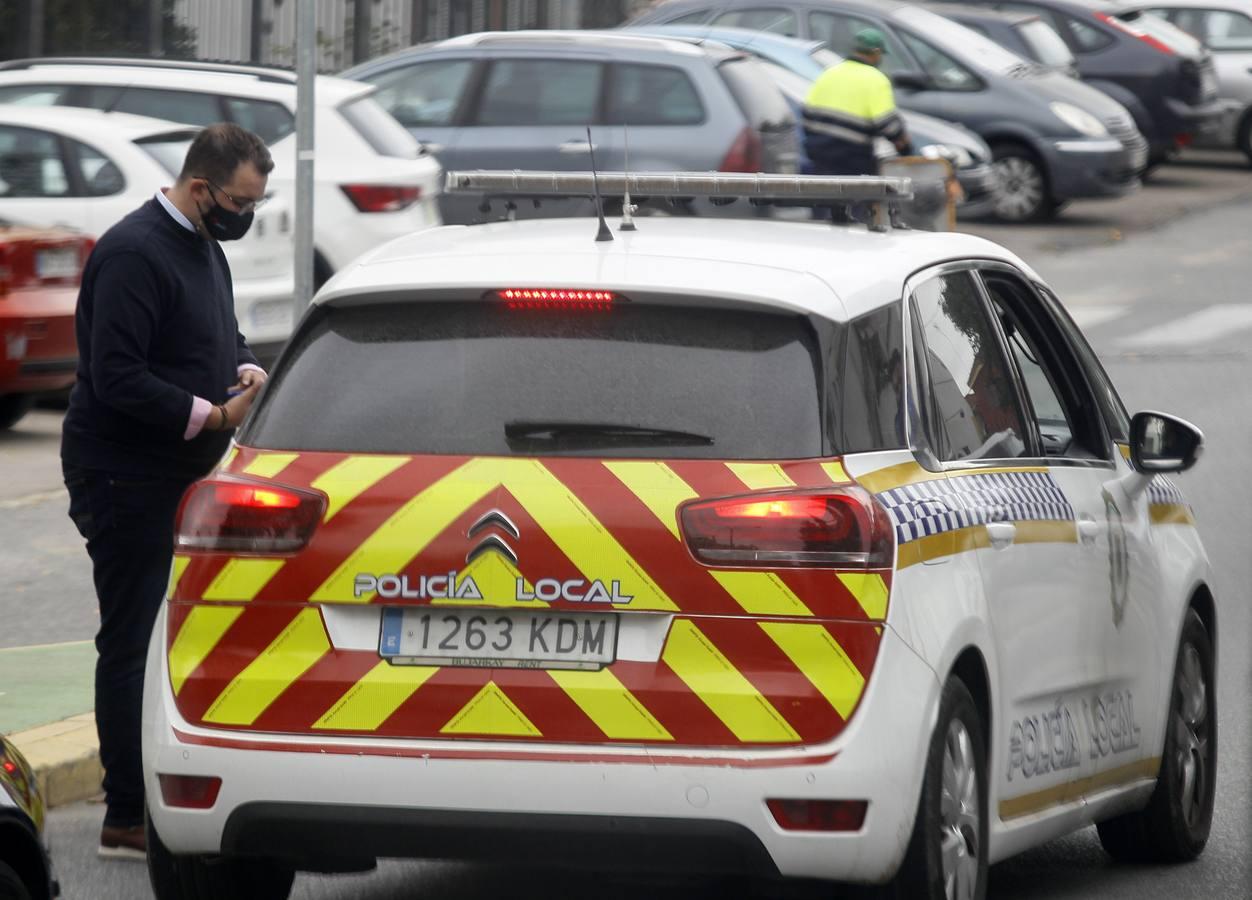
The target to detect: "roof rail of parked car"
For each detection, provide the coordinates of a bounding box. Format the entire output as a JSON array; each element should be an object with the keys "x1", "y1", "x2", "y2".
[
  {"x1": 446, "y1": 170, "x2": 915, "y2": 231},
  {"x1": 438, "y1": 30, "x2": 712, "y2": 56},
  {"x1": 0, "y1": 56, "x2": 298, "y2": 84}
]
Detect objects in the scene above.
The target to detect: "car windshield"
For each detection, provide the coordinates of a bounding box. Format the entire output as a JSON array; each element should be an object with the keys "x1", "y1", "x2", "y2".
[
  {"x1": 244, "y1": 300, "x2": 829, "y2": 458},
  {"x1": 893, "y1": 7, "x2": 1030, "y2": 74},
  {"x1": 1117, "y1": 10, "x2": 1204, "y2": 55},
  {"x1": 1018, "y1": 19, "x2": 1076, "y2": 68}
]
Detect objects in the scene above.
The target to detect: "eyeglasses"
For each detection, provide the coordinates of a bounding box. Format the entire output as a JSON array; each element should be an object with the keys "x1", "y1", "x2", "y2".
[{"x1": 198, "y1": 177, "x2": 270, "y2": 213}]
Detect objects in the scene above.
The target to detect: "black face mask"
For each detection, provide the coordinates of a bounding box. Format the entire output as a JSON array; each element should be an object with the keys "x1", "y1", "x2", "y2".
[{"x1": 197, "y1": 193, "x2": 254, "y2": 242}]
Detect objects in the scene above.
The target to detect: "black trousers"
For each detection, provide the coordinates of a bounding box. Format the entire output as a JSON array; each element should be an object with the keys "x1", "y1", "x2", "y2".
[{"x1": 63, "y1": 463, "x2": 194, "y2": 828}]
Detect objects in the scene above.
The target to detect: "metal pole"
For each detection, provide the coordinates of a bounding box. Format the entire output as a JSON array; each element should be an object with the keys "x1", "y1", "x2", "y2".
[
  {"x1": 148, "y1": 0, "x2": 163, "y2": 57},
  {"x1": 27, "y1": 0, "x2": 45, "y2": 57},
  {"x1": 353, "y1": 0, "x2": 372, "y2": 66},
  {"x1": 294, "y1": 0, "x2": 317, "y2": 314}
]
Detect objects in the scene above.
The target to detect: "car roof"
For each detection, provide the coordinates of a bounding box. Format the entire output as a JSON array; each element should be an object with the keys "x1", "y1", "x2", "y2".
[
  {"x1": 628, "y1": 24, "x2": 830, "y2": 56},
  {"x1": 316, "y1": 217, "x2": 1036, "y2": 323},
  {"x1": 0, "y1": 104, "x2": 198, "y2": 140},
  {"x1": 0, "y1": 60, "x2": 371, "y2": 105},
  {"x1": 923, "y1": 2, "x2": 1040, "y2": 25}
]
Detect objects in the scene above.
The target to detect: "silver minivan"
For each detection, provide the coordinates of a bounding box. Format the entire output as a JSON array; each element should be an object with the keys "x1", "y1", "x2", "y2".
[{"x1": 342, "y1": 31, "x2": 799, "y2": 223}]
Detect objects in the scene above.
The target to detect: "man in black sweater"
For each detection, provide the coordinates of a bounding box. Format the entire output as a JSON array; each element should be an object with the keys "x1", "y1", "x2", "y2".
[{"x1": 61, "y1": 124, "x2": 273, "y2": 859}]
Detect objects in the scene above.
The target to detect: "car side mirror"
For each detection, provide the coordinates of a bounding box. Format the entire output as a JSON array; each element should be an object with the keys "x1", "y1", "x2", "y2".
[
  {"x1": 892, "y1": 72, "x2": 931, "y2": 92},
  {"x1": 1128, "y1": 410, "x2": 1203, "y2": 474}
]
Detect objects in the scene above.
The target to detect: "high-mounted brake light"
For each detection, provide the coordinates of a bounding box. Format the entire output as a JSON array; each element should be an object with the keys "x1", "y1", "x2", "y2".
[
  {"x1": 680, "y1": 487, "x2": 893, "y2": 569},
  {"x1": 175, "y1": 475, "x2": 325, "y2": 554},
  {"x1": 496, "y1": 289, "x2": 617, "y2": 310},
  {"x1": 340, "y1": 184, "x2": 421, "y2": 212},
  {"x1": 1096, "y1": 13, "x2": 1175, "y2": 55}
]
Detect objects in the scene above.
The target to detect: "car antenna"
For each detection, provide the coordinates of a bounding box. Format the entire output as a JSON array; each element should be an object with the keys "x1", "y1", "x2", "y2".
[
  {"x1": 620, "y1": 123, "x2": 637, "y2": 232},
  {"x1": 586, "y1": 125, "x2": 614, "y2": 243}
]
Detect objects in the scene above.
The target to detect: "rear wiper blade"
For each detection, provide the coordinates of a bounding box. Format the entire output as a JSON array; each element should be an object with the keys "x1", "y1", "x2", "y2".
[{"x1": 504, "y1": 421, "x2": 714, "y2": 447}]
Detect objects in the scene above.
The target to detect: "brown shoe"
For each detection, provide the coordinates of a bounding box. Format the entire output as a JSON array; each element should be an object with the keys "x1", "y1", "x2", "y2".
[{"x1": 99, "y1": 823, "x2": 146, "y2": 861}]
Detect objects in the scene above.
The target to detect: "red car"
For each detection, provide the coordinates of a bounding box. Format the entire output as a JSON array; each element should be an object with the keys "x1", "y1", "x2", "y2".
[{"x1": 0, "y1": 223, "x2": 91, "y2": 430}]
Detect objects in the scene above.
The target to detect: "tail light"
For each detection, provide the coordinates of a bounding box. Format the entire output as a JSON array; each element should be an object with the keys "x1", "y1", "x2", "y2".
[
  {"x1": 1096, "y1": 13, "x2": 1175, "y2": 55},
  {"x1": 340, "y1": 183, "x2": 421, "y2": 213},
  {"x1": 175, "y1": 475, "x2": 326, "y2": 554},
  {"x1": 719, "y1": 126, "x2": 764, "y2": 173},
  {"x1": 158, "y1": 774, "x2": 222, "y2": 809},
  {"x1": 680, "y1": 487, "x2": 894, "y2": 569},
  {"x1": 767, "y1": 798, "x2": 868, "y2": 832}
]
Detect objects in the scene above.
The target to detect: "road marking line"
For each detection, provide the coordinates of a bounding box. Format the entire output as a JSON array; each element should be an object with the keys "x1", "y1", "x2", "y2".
[
  {"x1": 1118, "y1": 304, "x2": 1252, "y2": 348},
  {"x1": 0, "y1": 488, "x2": 67, "y2": 510},
  {"x1": 0, "y1": 639, "x2": 94, "y2": 654}
]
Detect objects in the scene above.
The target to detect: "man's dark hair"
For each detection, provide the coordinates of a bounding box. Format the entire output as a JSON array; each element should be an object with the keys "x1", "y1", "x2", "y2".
[{"x1": 178, "y1": 122, "x2": 274, "y2": 185}]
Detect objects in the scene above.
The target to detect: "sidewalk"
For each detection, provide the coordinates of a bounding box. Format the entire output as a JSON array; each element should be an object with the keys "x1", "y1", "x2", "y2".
[{"x1": 0, "y1": 641, "x2": 102, "y2": 808}]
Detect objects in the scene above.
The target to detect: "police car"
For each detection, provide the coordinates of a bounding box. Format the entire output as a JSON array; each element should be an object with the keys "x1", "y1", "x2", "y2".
[{"x1": 142, "y1": 173, "x2": 1216, "y2": 900}]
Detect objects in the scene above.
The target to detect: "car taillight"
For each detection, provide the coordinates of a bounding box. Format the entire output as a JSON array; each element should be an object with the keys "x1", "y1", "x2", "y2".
[
  {"x1": 1097, "y1": 13, "x2": 1175, "y2": 55},
  {"x1": 175, "y1": 475, "x2": 325, "y2": 554},
  {"x1": 158, "y1": 774, "x2": 222, "y2": 809},
  {"x1": 494, "y1": 288, "x2": 617, "y2": 311},
  {"x1": 719, "y1": 126, "x2": 764, "y2": 173},
  {"x1": 340, "y1": 184, "x2": 421, "y2": 212},
  {"x1": 767, "y1": 798, "x2": 868, "y2": 832},
  {"x1": 680, "y1": 487, "x2": 893, "y2": 568}
]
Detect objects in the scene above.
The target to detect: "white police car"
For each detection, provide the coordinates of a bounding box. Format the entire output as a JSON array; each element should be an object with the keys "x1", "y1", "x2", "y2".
[{"x1": 142, "y1": 173, "x2": 1215, "y2": 900}]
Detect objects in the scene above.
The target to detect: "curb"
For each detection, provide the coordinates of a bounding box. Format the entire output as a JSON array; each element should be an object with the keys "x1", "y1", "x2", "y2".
[{"x1": 7, "y1": 713, "x2": 102, "y2": 809}]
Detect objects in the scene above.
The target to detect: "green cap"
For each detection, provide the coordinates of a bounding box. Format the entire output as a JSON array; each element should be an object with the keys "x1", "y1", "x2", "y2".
[{"x1": 854, "y1": 28, "x2": 889, "y2": 55}]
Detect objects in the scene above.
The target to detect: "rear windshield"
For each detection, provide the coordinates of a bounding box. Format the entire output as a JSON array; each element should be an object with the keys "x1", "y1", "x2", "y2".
[
  {"x1": 245, "y1": 301, "x2": 826, "y2": 458},
  {"x1": 717, "y1": 57, "x2": 793, "y2": 128},
  {"x1": 135, "y1": 136, "x2": 195, "y2": 176},
  {"x1": 338, "y1": 95, "x2": 421, "y2": 159},
  {"x1": 1018, "y1": 19, "x2": 1076, "y2": 68}
]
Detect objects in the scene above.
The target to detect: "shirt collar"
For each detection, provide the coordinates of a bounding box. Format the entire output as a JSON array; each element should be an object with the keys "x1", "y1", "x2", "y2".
[{"x1": 156, "y1": 188, "x2": 196, "y2": 233}]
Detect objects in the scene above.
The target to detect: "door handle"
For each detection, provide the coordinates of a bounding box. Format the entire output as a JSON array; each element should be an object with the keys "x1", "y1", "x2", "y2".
[
  {"x1": 985, "y1": 521, "x2": 1016, "y2": 550},
  {"x1": 1077, "y1": 516, "x2": 1101, "y2": 545},
  {"x1": 558, "y1": 140, "x2": 594, "y2": 153}
]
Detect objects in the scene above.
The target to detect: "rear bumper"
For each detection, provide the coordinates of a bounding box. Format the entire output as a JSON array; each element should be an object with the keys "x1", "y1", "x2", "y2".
[
  {"x1": 316, "y1": 197, "x2": 442, "y2": 273},
  {"x1": 0, "y1": 286, "x2": 77, "y2": 394},
  {"x1": 143, "y1": 603, "x2": 940, "y2": 885},
  {"x1": 234, "y1": 273, "x2": 296, "y2": 348}
]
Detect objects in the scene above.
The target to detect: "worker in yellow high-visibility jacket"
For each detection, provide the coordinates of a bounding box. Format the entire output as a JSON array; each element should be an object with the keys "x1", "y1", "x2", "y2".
[{"x1": 804, "y1": 29, "x2": 912, "y2": 176}]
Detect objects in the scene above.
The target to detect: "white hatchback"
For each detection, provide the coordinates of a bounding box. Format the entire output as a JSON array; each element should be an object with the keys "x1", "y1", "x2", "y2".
[
  {"x1": 142, "y1": 174, "x2": 1216, "y2": 900},
  {"x1": 0, "y1": 58, "x2": 443, "y2": 288},
  {"x1": 0, "y1": 106, "x2": 295, "y2": 357}
]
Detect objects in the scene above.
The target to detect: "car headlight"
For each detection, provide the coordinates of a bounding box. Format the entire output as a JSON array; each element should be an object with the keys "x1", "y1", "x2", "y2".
[
  {"x1": 919, "y1": 143, "x2": 974, "y2": 168},
  {"x1": 1050, "y1": 102, "x2": 1108, "y2": 138}
]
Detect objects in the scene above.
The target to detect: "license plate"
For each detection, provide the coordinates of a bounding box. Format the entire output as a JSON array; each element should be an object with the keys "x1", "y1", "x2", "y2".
[
  {"x1": 250, "y1": 299, "x2": 291, "y2": 329},
  {"x1": 379, "y1": 607, "x2": 618, "y2": 670},
  {"x1": 35, "y1": 247, "x2": 78, "y2": 279}
]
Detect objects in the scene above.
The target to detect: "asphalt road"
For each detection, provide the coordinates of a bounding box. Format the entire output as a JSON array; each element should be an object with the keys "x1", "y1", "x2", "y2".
[{"x1": 7, "y1": 149, "x2": 1250, "y2": 899}]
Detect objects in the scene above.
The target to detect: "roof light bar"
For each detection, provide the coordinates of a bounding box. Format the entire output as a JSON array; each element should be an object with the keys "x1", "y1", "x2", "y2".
[{"x1": 445, "y1": 171, "x2": 913, "y2": 203}]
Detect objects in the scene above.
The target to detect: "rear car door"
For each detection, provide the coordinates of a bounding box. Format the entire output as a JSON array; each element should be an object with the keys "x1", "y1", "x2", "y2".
[{"x1": 907, "y1": 266, "x2": 1102, "y2": 818}]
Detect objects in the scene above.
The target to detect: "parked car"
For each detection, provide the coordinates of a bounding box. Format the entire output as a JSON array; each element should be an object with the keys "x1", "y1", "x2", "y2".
[
  {"x1": 0, "y1": 217, "x2": 91, "y2": 430},
  {"x1": 626, "y1": 24, "x2": 1000, "y2": 215},
  {"x1": 0, "y1": 735, "x2": 54, "y2": 899},
  {"x1": 341, "y1": 31, "x2": 799, "y2": 223},
  {"x1": 925, "y1": 0, "x2": 1227, "y2": 166},
  {"x1": 0, "y1": 106, "x2": 295, "y2": 364},
  {"x1": 921, "y1": 2, "x2": 1081, "y2": 75},
  {"x1": 0, "y1": 57, "x2": 442, "y2": 287},
  {"x1": 630, "y1": 0, "x2": 1148, "y2": 221},
  {"x1": 1135, "y1": 0, "x2": 1252, "y2": 161}
]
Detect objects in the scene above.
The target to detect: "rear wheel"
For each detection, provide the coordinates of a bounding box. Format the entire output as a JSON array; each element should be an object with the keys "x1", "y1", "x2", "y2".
[
  {"x1": 147, "y1": 808, "x2": 295, "y2": 900},
  {"x1": 990, "y1": 143, "x2": 1056, "y2": 223},
  {"x1": 1237, "y1": 112, "x2": 1252, "y2": 165},
  {"x1": 887, "y1": 678, "x2": 987, "y2": 900},
  {"x1": 0, "y1": 394, "x2": 33, "y2": 430},
  {"x1": 1097, "y1": 609, "x2": 1216, "y2": 862}
]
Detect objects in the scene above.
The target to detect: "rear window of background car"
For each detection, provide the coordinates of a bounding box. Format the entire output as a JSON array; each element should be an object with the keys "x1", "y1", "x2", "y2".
[
  {"x1": 717, "y1": 58, "x2": 793, "y2": 128},
  {"x1": 244, "y1": 301, "x2": 830, "y2": 458},
  {"x1": 608, "y1": 64, "x2": 704, "y2": 126},
  {"x1": 338, "y1": 95, "x2": 422, "y2": 158}
]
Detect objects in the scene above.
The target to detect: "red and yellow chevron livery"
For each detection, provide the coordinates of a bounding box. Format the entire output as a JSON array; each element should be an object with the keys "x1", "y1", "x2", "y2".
[{"x1": 167, "y1": 448, "x2": 892, "y2": 747}]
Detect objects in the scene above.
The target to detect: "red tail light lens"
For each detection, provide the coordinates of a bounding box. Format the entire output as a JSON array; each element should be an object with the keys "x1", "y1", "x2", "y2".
[
  {"x1": 340, "y1": 184, "x2": 421, "y2": 212},
  {"x1": 495, "y1": 288, "x2": 617, "y2": 310},
  {"x1": 719, "y1": 126, "x2": 764, "y2": 173},
  {"x1": 1096, "y1": 13, "x2": 1175, "y2": 55},
  {"x1": 175, "y1": 475, "x2": 325, "y2": 554},
  {"x1": 680, "y1": 487, "x2": 893, "y2": 568},
  {"x1": 159, "y1": 774, "x2": 222, "y2": 809},
  {"x1": 767, "y1": 798, "x2": 868, "y2": 832}
]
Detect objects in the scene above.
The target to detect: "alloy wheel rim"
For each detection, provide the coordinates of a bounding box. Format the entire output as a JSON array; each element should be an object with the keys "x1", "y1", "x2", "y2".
[
  {"x1": 940, "y1": 719, "x2": 981, "y2": 900},
  {"x1": 992, "y1": 156, "x2": 1044, "y2": 220},
  {"x1": 1174, "y1": 642, "x2": 1209, "y2": 828}
]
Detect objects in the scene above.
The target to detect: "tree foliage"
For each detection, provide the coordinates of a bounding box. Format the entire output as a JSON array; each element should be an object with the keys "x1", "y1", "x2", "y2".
[{"x1": 1, "y1": 0, "x2": 197, "y2": 60}]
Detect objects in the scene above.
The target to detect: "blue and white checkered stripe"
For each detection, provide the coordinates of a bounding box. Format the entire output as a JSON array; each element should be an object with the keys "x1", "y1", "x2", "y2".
[
  {"x1": 877, "y1": 470, "x2": 1074, "y2": 545},
  {"x1": 1147, "y1": 475, "x2": 1187, "y2": 507}
]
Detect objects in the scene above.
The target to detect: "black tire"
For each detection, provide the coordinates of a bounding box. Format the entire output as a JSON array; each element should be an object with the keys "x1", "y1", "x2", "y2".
[
  {"x1": 1097, "y1": 609, "x2": 1216, "y2": 863},
  {"x1": 0, "y1": 394, "x2": 33, "y2": 430},
  {"x1": 887, "y1": 677, "x2": 988, "y2": 900},
  {"x1": 990, "y1": 142, "x2": 1056, "y2": 223},
  {"x1": 147, "y1": 808, "x2": 295, "y2": 900},
  {"x1": 1237, "y1": 112, "x2": 1252, "y2": 165},
  {"x1": 0, "y1": 860, "x2": 33, "y2": 900}
]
